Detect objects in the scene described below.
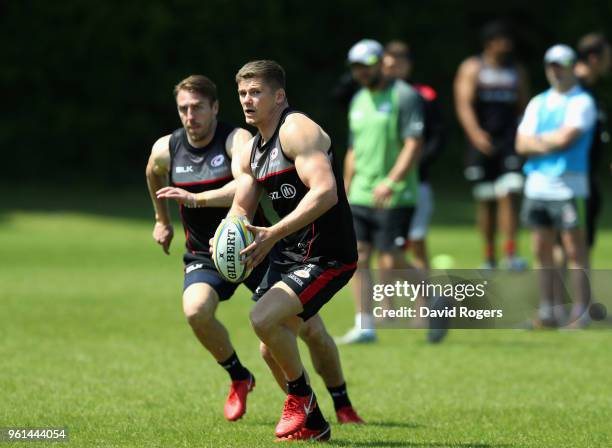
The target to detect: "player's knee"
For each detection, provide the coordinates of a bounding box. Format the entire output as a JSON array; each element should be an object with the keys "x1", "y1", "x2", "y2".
[
  {"x1": 259, "y1": 342, "x2": 274, "y2": 364},
  {"x1": 300, "y1": 324, "x2": 333, "y2": 346},
  {"x1": 250, "y1": 307, "x2": 273, "y2": 337},
  {"x1": 564, "y1": 245, "x2": 585, "y2": 267},
  {"x1": 183, "y1": 295, "x2": 215, "y2": 327},
  {"x1": 356, "y1": 249, "x2": 371, "y2": 268},
  {"x1": 379, "y1": 251, "x2": 404, "y2": 269}
]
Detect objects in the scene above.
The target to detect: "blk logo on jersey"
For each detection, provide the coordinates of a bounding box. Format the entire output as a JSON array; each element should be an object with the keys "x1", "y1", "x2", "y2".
[
  {"x1": 176, "y1": 166, "x2": 194, "y2": 173},
  {"x1": 211, "y1": 154, "x2": 225, "y2": 167},
  {"x1": 185, "y1": 263, "x2": 203, "y2": 274}
]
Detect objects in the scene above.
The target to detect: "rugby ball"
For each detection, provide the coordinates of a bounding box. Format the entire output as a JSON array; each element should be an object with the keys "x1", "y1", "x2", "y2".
[{"x1": 212, "y1": 216, "x2": 254, "y2": 283}]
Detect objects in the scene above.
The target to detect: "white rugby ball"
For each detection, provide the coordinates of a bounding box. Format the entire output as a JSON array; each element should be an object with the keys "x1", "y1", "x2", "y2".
[{"x1": 212, "y1": 216, "x2": 254, "y2": 283}]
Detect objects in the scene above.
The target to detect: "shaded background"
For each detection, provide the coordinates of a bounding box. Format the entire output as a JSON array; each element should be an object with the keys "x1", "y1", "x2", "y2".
[{"x1": 2, "y1": 0, "x2": 611, "y2": 188}]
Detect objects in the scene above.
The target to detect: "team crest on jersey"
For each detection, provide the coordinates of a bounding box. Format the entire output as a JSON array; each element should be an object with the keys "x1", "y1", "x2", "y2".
[
  {"x1": 270, "y1": 147, "x2": 279, "y2": 160},
  {"x1": 211, "y1": 154, "x2": 225, "y2": 167},
  {"x1": 377, "y1": 102, "x2": 392, "y2": 113}
]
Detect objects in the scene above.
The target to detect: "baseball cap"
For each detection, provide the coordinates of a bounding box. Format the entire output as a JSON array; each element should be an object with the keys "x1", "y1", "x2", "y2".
[
  {"x1": 348, "y1": 39, "x2": 383, "y2": 65},
  {"x1": 544, "y1": 44, "x2": 577, "y2": 66}
]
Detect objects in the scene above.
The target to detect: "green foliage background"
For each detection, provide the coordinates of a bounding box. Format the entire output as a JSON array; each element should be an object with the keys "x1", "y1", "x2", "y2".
[{"x1": 2, "y1": 1, "x2": 612, "y2": 185}]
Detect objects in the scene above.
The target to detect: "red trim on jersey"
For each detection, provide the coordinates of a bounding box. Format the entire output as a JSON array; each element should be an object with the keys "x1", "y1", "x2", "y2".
[
  {"x1": 298, "y1": 262, "x2": 357, "y2": 305},
  {"x1": 256, "y1": 166, "x2": 296, "y2": 182},
  {"x1": 174, "y1": 175, "x2": 233, "y2": 187},
  {"x1": 413, "y1": 83, "x2": 438, "y2": 101},
  {"x1": 302, "y1": 223, "x2": 315, "y2": 261}
]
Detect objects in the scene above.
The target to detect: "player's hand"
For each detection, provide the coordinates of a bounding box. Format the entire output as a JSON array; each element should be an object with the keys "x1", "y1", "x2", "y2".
[
  {"x1": 240, "y1": 223, "x2": 277, "y2": 270},
  {"x1": 156, "y1": 187, "x2": 197, "y2": 207},
  {"x1": 373, "y1": 182, "x2": 393, "y2": 208},
  {"x1": 470, "y1": 130, "x2": 494, "y2": 156},
  {"x1": 153, "y1": 222, "x2": 174, "y2": 255}
]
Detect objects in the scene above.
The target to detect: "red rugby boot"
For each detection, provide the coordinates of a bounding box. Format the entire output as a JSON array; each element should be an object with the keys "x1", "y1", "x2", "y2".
[
  {"x1": 336, "y1": 405, "x2": 365, "y2": 424},
  {"x1": 224, "y1": 374, "x2": 255, "y2": 421},
  {"x1": 274, "y1": 392, "x2": 316, "y2": 437}
]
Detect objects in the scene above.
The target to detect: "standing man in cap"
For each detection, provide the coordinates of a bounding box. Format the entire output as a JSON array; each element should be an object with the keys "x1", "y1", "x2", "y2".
[
  {"x1": 516, "y1": 44, "x2": 597, "y2": 328},
  {"x1": 338, "y1": 39, "x2": 424, "y2": 344},
  {"x1": 454, "y1": 21, "x2": 530, "y2": 270}
]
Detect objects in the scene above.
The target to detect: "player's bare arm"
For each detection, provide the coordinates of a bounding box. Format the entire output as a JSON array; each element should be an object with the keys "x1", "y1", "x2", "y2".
[
  {"x1": 156, "y1": 128, "x2": 253, "y2": 207},
  {"x1": 454, "y1": 57, "x2": 493, "y2": 154},
  {"x1": 343, "y1": 147, "x2": 355, "y2": 194},
  {"x1": 373, "y1": 136, "x2": 423, "y2": 208},
  {"x1": 516, "y1": 127, "x2": 582, "y2": 155},
  {"x1": 146, "y1": 134, "x2": 174, "y2": 254},
  {"x1": 242, "y1": 113, "x2": 338, "y2": 268}
]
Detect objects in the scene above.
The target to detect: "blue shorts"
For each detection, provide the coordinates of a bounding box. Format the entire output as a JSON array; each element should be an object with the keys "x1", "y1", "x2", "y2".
[
  {"x1": 183, "y1": 252, "x2": 268, "y2": 301},
  {"x1": 251, "y1": 260, "x2": 356, "y2": 321}
]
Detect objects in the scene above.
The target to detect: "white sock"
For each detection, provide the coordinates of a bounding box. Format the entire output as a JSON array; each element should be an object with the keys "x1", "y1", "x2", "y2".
[
  {"x1": 356, "y1": 313, "x2": 374, "y2": 330},
  {"x1": 538, "y1": 303, "x2": 554, "y2": 321}
]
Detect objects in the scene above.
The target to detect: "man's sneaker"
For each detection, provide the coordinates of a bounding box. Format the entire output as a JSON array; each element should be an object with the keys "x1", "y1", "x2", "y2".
[
  {"x1": 275, "y1": 422, "x2": 331, "y2": 442},
  {"x1": 427, "y1": 296, "x2": 450, "y2": 344},
  {"x1": 501, "y1": 256, "x2": 528, "y2": 272},
  {"x1": 275, "y1": 392, "x2": 316, "y2": 437},
  {"x1": 336, "y1": 406, "x2": 365, "y2": 424},
  {"x1": 478, "y1": 260, "x2": 497, "y2": 270},
  {"x1": 335, "y1": 327, "x2": 376, "y2": 345},
  {"x1": 224, "y1": 374, "x2": 255, "y2": 421}
]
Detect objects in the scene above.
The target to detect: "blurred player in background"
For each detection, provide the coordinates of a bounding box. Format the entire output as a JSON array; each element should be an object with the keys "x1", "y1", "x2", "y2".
[
  {"x1": 229, "y1": 60, "x2": 360, "y2": 441},
  {"x1": 382, "y1": 40, "x2": 449, "y2": 343},
  {"x1": 455, "y1": 21, "x2": 530, "y2": 270},
  {"x1": 549, "y1": 34, "x2": 611, "y2": 324},
  {"x1": 516, "y1": 45, "x2": 596, "y2": 328},
  {"x1": 338, "y1": 39, "x2": 424, "y2": 344},
  {"x1": 382, "y1": 40, "x2": 445, "y2": 270},
  {"x1": 575, "y1": 33, "x2": 611, "y2": 252},
  {"x1": 146, "y1": 75, "x2": 261, "y2": 422}
]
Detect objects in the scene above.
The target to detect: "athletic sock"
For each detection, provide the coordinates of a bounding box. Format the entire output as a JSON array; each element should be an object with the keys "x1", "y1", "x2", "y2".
[
  {"x1": 356, "y1": 312, "x2": 374, "y2": 329},
  {"x1": 287, "y1": 372, "x2": 312, "y2": 397},
  {"x1": 504, "y1": 239, "x2": 516, "y2": 257},
  {"x1": 304, "y1": 396, "x2": 328, "y2": 429},
  {"x1": 327, "y1": 383, "x2": 352, "y2": 410},
  {"x1": 485, "y1": 243, "x2": 496, "y2": 264},
  {"x1": 218, "y1": 352, "x2": 250, "y2": 381}
]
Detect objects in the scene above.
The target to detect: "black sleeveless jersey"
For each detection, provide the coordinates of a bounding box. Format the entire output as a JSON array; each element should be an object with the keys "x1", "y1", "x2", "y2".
[
  {"x1": 250, "y1": 108, "x2": 357, "y2": 269},
  {"x1": 475, "y1": 58, "x2": 520, "y2": 136},
  {"x1": 169, "y1": 123, "x2": 234, "y2": 255}
]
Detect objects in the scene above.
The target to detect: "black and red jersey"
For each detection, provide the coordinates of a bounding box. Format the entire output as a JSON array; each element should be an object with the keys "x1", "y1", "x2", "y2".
[
  {"x1": 249, "y1": 108, "x2": 357, "y2": 269},
  {"x1": 475, "y1": 58, "x2": 520, "y2": 137},
  {"x1": 169, "y1": 123, "x2": 235, "y2": 255}
]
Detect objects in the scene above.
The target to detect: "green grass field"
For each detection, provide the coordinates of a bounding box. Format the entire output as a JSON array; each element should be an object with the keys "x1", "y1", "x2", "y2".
[{"x1": 1, "y1": 187, "x2": 612, "y2": 447}]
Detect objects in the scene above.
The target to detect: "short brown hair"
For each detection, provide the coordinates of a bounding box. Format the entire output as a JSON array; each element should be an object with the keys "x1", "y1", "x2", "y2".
[
  {"x1": 235, "y1": 60, "x2": 286, "y2": 90},
  {"x1": 385, "y1": 40, "x2": 411, "y2": 59},
  {"x1": 173, "y1": 75, "x2": 218, "y2": 103},
  {"x1": 577, "y1": 33, "x2": 610, "y2": 61}
]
